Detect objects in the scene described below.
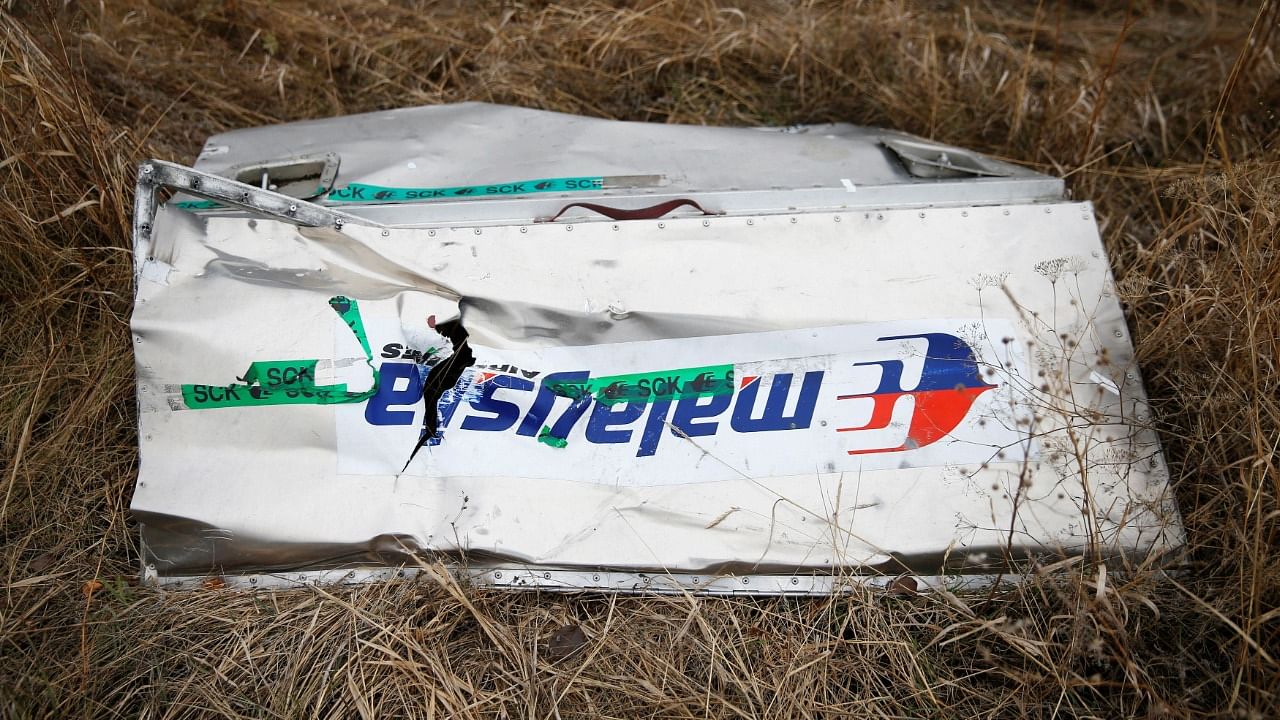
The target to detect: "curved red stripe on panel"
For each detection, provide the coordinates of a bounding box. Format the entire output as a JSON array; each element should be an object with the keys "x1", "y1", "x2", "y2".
[{"x1": 844, "y1": 385, "x2": 994, "y2": 455}]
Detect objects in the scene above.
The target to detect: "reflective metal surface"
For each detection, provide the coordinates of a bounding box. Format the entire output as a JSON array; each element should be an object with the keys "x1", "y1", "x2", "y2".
[
  {"x1": 178, "y1": 102, "x2": 1063, "y2": 226},
  {"x1": 130, "y1": 104, "x2": 1183, "y2": 592}
]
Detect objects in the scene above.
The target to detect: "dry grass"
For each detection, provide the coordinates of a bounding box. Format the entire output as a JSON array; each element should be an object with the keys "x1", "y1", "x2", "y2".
[{"x1": 1, "y1": 0, "x2": 1277, "y2": 717}]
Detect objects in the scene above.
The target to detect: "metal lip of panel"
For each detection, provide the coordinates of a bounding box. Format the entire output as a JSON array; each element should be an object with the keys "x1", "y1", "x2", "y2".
[
  {"x1": 144, "y1": 555, "x2": 1185, "y2": 594},
  {"x1": 168, "y1": 177, "x2": 1066, "y2": 229},
  {"x1": 145, "y1": 563, "x2": 1010, "y2": 595},
  {"x1": 186, "y1": 101, "x2": 1058, "y2": 214}
]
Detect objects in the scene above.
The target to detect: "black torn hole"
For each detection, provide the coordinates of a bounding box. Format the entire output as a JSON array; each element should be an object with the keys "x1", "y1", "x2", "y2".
[
  {"x1": 422, "y1": 318, "x2": 475, "y2": 438},
  {"x1": 404, "y1": 317, "x2": 476, "y2": 470}
]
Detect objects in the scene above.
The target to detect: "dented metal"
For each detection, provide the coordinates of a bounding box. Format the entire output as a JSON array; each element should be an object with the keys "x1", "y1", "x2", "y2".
[{"x1": 130, "y1": 103, "x2": 1184, "y2": 592}]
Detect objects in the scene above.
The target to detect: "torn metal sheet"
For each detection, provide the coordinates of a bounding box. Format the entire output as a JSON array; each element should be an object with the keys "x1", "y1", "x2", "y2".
[{"x1": 130, "y1": 103, "x2": 1184, "y2": 592}]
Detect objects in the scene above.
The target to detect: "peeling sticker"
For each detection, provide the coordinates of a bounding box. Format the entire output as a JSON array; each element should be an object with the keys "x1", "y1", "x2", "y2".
[
  {"x1": 334, "y1": 311, "x2": 1035, "y2": 485},
  {"x1": 1089, "y1": 369, "x2": 1120, "y2": 396},
  {"x1": 536, "y1": 424, "x2": 569, "y2": 449},
  {"x1": 139, "y1": 259, "x2": 174, "y2": 286},
  {"x1": 175, "y1": 296, "x2": 378, "y2": 409}
]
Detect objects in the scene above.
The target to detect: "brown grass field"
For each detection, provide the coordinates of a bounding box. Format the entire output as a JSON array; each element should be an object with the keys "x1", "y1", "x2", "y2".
[{"x1": 1, "y1": 0, "x2": 1277, "y2": 717}]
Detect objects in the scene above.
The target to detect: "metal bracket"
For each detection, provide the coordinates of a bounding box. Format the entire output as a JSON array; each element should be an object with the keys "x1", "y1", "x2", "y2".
[
  {"x1": 881, "y1": 137, "x2": 1009, "y2": 179},
  {"x1": 132, "y1": 159, "x2": 382, "y2": 273},
  {"x1": 227, "y1": 152, "x2": 342, "y2": 200}
]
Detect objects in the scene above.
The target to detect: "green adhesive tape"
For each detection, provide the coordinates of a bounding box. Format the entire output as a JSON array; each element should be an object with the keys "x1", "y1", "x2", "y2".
[
  {"x1": 173, "y1": 199, "x2": 223, "y2": 210},
  {"x1": 171, "y1": 175, "x2": 659, "y2": 211},
  {"x1": 546, "y1": 364, "x2": 735, "y2": 406},
  {"x1": 326, "y1": 176, "x2": 605, "y2": 204},
  {"x1": 536, "y1": 425, "x2": 570, "y2": 449},
  {"x1": 179, "y1": 295, "x2": 379, "y2": 409}
]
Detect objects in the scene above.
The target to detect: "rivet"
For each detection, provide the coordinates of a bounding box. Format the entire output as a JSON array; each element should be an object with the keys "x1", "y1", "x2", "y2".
[
  {"x1": 494, "y1": 571, "x2": 502, "y2": 579},
  {"x1": 566, "y1": 225, "x2": 573, "y2": 232},
  {"x1": 702, "y1": 220, "x2": 710, "y2": 227},
  {"x1": 1126, "y1": 372, "x2": 1135, "y2": 380},
  {"x1": 918, "y1": 212, "x2": 925, "y2": 218},
  {"x1": 288, "y1": 203, "x2": 297, "y2": 213},
  {"x1": 1045, "y1": 207, "x2": 1053, "y2": 213},
  {"x1": 791, "y1": 577, "x2": 799, "y2": 585},
  {"x1": 742, "y1": 577, "x2": 750, "y2": 585},
  {"x1": 381, "y1": 229, "x2": 390, "y2": 236},
  {"x1": 790, "y1": 217, "x2": 797, "y2": 223},
  {"x1": 612, "y1": 224, "x2": 620, "y2": 231},
  {"x1": 397, "y1": 570, "x2": 405, "y2": 577},
  {"x1": 142, "y1": 165, "x2": 152, "y2": 174},
  {"x1": 692, "y1": 577, "x2": 699, "y2": 584},
  {"x1": 474, "y1": 228, "x2": 481, "y2": 235},
  {"x1": 543, "y1": 572, "x2": 551, "y2": 579},
  {"x1": 746, "y1": 219, "x2": 754, "y2": 226},
  {"x1": 961, "y1": 210, "x2": 969, "y2": 217},
  {"x1": 592, "y1": 574, "x2": 600, "y2": 582},
  {"x1": 1114, "y1": 330, "x2": 1124, "y2": 337},
  {"x1": 249, "y1": 577, "x2": 257, "y2": 585},
  {"x1": 657, "y1": 222, "x2": 665, "y2": 229},
  {"x1": 520, "y1": 226, "x2": 527, "y2": 233},
  {"x1": 834, "y1": 215, "x2": 841, "y2": 222},
  {"x1": 876, "y1": 213, "x2": 884, "y2": 220},
  {"x1": 428, "y1": 230, "x2": 436, "y2": 237},
  {"x1": 1003, "y1": 209, "x2": 1010, "y2": 215}
]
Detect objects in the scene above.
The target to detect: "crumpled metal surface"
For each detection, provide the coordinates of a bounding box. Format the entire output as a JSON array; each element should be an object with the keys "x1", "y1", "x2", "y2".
[{"x1": 130, "y1": 105, "x2": 1183, "y2": 590}]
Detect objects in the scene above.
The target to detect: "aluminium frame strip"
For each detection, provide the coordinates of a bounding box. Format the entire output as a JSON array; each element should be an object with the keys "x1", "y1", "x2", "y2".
[{"x1": 132, "y1": 159, "x2": 385, "y2": 277}]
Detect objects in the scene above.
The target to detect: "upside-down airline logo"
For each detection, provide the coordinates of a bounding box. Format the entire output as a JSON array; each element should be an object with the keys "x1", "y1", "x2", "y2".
[
  {"x1": 168, "y1": 300, "x2": 1017, "y2": 479},
  {"x1": 363, "y1": 331, "x2": 1000, "y2": 459}
]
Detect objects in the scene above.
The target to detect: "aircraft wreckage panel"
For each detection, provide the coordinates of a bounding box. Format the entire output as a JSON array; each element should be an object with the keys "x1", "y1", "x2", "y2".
[{"x1": 131, "y1": 199, "x2": 1183, "y2": 591}]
